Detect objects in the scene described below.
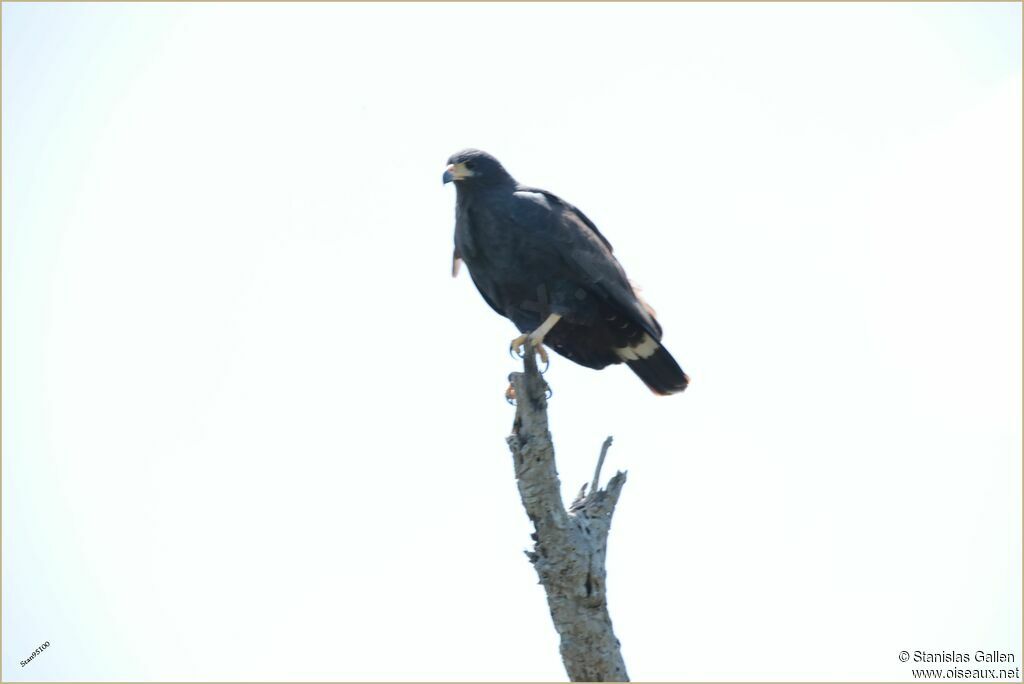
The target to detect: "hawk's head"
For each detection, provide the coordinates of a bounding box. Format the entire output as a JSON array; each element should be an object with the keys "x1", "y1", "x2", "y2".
[{"x1": 443, "y1": 149, "x2": 515, "y2": 188}]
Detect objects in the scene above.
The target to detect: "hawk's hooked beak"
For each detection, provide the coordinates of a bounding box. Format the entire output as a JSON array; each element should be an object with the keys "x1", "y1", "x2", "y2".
[{"x1": 442, "y1": 162, "x2": 472, "y2": 185}]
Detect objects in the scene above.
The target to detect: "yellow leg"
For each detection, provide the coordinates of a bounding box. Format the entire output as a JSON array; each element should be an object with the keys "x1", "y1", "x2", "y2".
[
  {"x1": 530, "y1": 313, "x2": 562, "y2": 344},
  {"x1": 509, "y1": 313, "x2": 562, "y2": 364}
]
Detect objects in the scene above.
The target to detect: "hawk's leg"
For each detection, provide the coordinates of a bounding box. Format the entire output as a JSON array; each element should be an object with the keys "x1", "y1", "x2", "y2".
[{"x1": 509, "y1": 313, "x2": 563, "y2": 368}]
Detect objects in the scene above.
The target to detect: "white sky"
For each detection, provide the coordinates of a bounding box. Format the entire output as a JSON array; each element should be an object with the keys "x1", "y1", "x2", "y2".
[{"x1": 3, "y1": 2, "x2": 1021, "y2": 681}]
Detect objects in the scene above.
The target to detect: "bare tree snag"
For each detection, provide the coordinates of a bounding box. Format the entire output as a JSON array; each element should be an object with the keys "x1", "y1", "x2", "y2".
[{"x1": 506, "y1": 352, "x2": 630, "y2": 682}]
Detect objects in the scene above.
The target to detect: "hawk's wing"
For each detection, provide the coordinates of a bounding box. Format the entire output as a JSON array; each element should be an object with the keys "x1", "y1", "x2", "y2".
[{"x1": 511, "y1": 187, "x2": 663, "y2": 340}]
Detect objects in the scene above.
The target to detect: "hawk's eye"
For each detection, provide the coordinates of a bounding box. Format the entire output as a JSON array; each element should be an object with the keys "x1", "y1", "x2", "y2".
[{"x1": 464, "y1": 160, "x2": 476, "y2": 170}]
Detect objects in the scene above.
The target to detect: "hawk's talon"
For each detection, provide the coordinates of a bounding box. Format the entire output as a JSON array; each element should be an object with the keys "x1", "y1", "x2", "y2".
[
  {"x1": 510, "y1": 333, "x2": 529, "y2": 359},
  {"x1": 538, "y1": 351, "x2": 550, "y2": 375},
  {"x1": 510, "y1": 332, "x2": 550, "y2": 372}
]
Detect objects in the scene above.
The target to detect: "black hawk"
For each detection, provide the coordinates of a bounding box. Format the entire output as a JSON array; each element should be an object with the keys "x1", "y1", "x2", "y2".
[{"x1": 444, "y1": 149, "x2": 688, "y2": 395}]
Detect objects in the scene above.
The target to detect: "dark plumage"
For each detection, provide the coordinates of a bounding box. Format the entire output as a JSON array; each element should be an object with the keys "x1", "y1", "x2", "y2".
[{"x1": 443, "y1": 149, "x2": 688, "y2": 395}]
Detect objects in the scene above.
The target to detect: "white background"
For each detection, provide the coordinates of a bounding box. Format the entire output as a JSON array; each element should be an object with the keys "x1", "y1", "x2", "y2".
[{"x1": 3, "y1": 3, "x2": 1021, "y2": 681}]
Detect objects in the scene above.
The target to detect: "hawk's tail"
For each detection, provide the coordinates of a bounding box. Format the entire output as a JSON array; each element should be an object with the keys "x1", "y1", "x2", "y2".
[{"x1": 617, "y1": 334, "x2": 689, "y2": 395}]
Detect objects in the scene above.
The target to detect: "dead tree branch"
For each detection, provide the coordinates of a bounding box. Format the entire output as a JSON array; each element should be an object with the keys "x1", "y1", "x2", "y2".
[{"x1": 505, "y1": 352, "x2": 629, "y2": 682}]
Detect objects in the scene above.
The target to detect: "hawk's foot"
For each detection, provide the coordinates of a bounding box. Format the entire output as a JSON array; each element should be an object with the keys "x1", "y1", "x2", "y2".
[{"x1": 509, "y1": 333, "x2": 550, "y2": 373}]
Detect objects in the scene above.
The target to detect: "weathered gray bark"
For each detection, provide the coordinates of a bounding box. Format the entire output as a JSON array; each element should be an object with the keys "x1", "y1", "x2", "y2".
[{"x1": 506, "y1": 352, "x2": 629, "y2": 682}]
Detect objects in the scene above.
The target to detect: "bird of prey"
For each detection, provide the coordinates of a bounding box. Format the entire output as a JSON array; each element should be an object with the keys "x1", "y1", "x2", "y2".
[{"x1": 443, "y1": 149, "x2": 689, "y2": 395}]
